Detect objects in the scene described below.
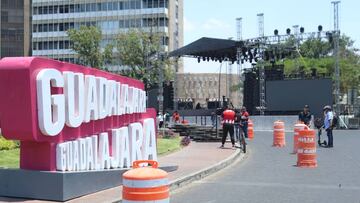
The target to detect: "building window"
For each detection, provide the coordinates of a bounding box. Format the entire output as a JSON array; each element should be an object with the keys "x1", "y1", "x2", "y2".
[
  {"x1": 103, "y1": 2, "x2": 108, "y2": 10},
  {"x1": 54, "y1": 5, "x2": 59, "y2": 13},
  {"x1": 112, "y1": 2, "x2": 119, "y2": 10},
  {"x1": 38, "y1": 24, "x2": 43, "y2": 32},
  {"x1": 43, "y1": 42, "x2": 48, "y2": 50},
  {"x1": 59, "y1": 23, "x2": 64, "y2": 31},
  {"x1": 33, "y1": 42, "x2": 37, "y2": 50},
  {"x1": 64, "y1": 41, "x2": 70, "y2": 49},
  {"x1": 49, "y1": 23, "x2": 54, "y2": 32},
  {"x1": 33, "y1": 7, "x2": 38, "y2": 15},
  {"x1": 176, "y1": 5, "x2": 179, "y2": 19},
  {"x1": 43, "y1": 24, "x2": 48, "y2": 32},
  {"x1": 59, "y1": 41, "x2": 64, "y2": 49},
  {"x1": 48, "y1": 6, "x2": 54, "y2": 14},
  {"x1": 38, "y1": 42, "x2": 43, "y2": 50},
  {"x1": 54, "y1": 41, "x2": 59, "y2": 49},
  {"x1": 59, "y1": 5, "x2": 64, "y2": 13},
  {"x1": 80, "y1": 4, "x2": 85, "y2": 12},
  {"x1": 43, "y1": 6, "x2": 48, "y2": 14},
  {"x1": 69, "y1": 5, "x2": 75, "y2": 13},
  {"x1": 85, "y1": 3, "x2": 91, "y2": 12}
]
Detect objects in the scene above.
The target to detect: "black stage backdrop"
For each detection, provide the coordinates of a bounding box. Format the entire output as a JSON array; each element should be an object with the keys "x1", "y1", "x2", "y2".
[{"x1": 266, "y1": 79, "x2": 333, "y2": 117}]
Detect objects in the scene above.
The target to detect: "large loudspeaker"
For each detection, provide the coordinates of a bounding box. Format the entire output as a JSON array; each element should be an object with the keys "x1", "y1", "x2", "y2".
[
  {"x1": 163, "y1": 81, "x2": 174, "y2": 110},
  {"x1": 243, "y1": 71, "x2": 259, "y2": 115}
]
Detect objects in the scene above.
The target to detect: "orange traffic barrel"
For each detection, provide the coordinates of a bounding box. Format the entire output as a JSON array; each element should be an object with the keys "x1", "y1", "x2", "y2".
[
  {"x1": 297, "y1": 129, "x2": 317, "y2": 168},
  {"x1": 123, "y1": 160, "x2": 169, "y2": 203},
  {"x1": 273, "y1": 121, "x2": 285, "y2": 147},
  {"x1": 293, "y1": 123, "x2": 307, "y2": 154},
  {"x1": 248, "y1": 119, "x2": 254, "y2": 140}
]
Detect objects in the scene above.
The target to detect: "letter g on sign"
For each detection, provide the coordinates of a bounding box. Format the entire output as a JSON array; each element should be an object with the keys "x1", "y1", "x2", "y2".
[{"x1": 37, "y1": 69, "x2": 65, "y2": 136}]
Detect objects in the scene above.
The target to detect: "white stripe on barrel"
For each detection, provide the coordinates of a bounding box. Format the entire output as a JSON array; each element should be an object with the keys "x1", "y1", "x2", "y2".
[{"x1": 123, "y1": 178, "x2": 168, "y2": 188}]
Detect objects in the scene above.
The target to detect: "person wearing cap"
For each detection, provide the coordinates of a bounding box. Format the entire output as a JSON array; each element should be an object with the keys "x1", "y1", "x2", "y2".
[
  {"x1": 323, "y1": 105, "x2": 334, "y2": 148},
  {"x1": 298, "y1": 105, "x2": 312, "y2": 127},
  {"x1": 220, "y1": 106, "x2": 236, "y2": 149}
]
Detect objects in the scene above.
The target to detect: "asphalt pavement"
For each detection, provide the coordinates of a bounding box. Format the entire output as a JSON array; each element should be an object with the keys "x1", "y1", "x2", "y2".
[{"x1": 171, "y1": 130, "x2": 360, "y2": 203}]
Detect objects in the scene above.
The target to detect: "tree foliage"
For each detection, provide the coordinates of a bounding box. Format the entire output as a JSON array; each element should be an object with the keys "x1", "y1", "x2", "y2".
[
  {"x1": 67, "y1": 26, "x2": 113, "y2": 69},
  {"x1": 115, "y1": 29, "x2": 173, "y2": 86},
  {"x1": 282, "y1": 34, "x2": 360, "y2": 91}
]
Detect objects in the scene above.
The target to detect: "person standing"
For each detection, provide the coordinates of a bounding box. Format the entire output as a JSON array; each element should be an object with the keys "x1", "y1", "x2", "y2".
[
  {"x1": 157, "y1": 112, "x2": 164, "y2": 128},
  {"x1": 172, "y1": 111, "x2": 180, "y2": 123},
  {"x1": 239, "y1": 107, "x2": 250, "y2": 139},
  {"x1": 298, "y1": 105, "x2": 312, "y2": 127},
  {"x1": 220, "y1": 106, "x2": 236, "y2": 149},
  {"x1": 211, "y1": 112, "x2": 217, "y2": 128},
  {"x1": 164, "y1": 111, "x2": 170, "y2": 127},
  {"x1": 234, "y1": 110, "x2": 241, "y2": 142},
  {"x1": 323, "y1": 105, "x2": 334, "y2": 148}
]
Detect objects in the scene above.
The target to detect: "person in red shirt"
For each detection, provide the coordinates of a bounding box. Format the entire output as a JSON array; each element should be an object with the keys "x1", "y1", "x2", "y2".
[
  {"x1": 239, "y1": 106, "x2": 250, "y2": 138},
  {"x1": 220, "y1": 106, "x2": 236, "y2": 149},
  {"x1": 172, "y1": 111, "x2": 180, "y2": 123}
]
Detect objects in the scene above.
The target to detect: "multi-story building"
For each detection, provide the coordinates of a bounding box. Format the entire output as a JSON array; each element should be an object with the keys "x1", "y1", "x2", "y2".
[
  {"x1": 0, "y1": 0, "x2": 31, "y2": 58},
  {"x1": 176, "y1": 73, "x2": 243, "y2": 108},
  {"x1": 31, "y1": 0, "x2": 183, "y2": 72}
]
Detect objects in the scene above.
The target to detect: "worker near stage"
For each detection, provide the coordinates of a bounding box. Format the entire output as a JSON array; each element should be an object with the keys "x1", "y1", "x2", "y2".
[
  {"x1": 323, "y1": 105, "x2": 334, "y2": 148},
  {"x1": 172, "y1": 111, "x2": 180, "y2": 123},
  {"x1": 239, "y1": 106, "x2": 250, "y2": 139},
  {"x1": 220, "y1": 106, "x2": 236, "y2": 149},
  {"x1": 298, "y1": 105, "x2": 312, "y2": 127}
]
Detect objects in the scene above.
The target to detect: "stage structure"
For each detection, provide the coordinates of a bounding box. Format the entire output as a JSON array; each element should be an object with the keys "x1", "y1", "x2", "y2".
[{"x1": 169, "y1": 2, "x2": 341, "y2": 115}]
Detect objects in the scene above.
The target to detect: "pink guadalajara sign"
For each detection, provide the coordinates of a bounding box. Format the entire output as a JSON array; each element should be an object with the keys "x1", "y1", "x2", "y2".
[{"x1": 0, "y1": 57, "x2": 157, "y2": 171}]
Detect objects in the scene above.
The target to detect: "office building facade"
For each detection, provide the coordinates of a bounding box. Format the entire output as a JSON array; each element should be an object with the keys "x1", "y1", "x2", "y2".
[
  {"x1": 31, "y1": 0, "x2": 183, "y2": 72},
  {"x1": 0, "y1": 0, "x2": 31, "y2": 58},
  {"x1": 176, "y1": 73, "x2": 243, "y2": 108}
]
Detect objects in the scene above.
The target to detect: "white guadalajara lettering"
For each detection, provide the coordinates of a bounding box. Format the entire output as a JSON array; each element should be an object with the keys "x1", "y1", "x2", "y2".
[
  {"x1": 36, "y1": 69, "x2": 147, "y2": 136},
  {"x1": 36, "y1": 69, "x2": 155, "y2": 172},
  {"x1": 56, "y1": 119, "x2": 157, "y2": 171}
]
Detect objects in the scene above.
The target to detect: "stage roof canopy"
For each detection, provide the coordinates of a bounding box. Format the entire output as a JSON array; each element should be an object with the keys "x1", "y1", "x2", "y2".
[{"x1": 169, "y1": 37, "x2": 244, "y2": 61}]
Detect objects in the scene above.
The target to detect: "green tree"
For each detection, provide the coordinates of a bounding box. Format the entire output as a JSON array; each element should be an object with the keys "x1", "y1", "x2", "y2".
[
  {"x1": 282, "y1": 34, "x2": 360, "y2": 91},
  {"x1": 67, "y1": 26, "x2": 113, "y2": 69},
  {"x1": 115, "y1": 29, "x2": 173, "y2": 86}
]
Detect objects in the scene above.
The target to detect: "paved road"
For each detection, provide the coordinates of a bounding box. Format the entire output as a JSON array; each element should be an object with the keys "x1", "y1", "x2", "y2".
[{"x1": 172, "y1": 130, "x2": 360, "y2": 203}]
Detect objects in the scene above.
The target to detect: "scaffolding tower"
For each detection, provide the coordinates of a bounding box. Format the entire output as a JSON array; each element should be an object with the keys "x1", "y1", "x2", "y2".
[
  {"x1": 236, "y1": 17, "x2": 243, "y2": 107},
  {"x1": 257, "y1": 13, "x2": 266, "y2": 115},
  {"x1": 332, "y1": 1, "x2": 341, "y2": 114}
]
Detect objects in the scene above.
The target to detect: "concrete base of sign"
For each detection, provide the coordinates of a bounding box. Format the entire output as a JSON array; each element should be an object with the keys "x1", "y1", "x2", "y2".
[{"x1": 0, "y1": 165, "x2": 178, "y2": 201}]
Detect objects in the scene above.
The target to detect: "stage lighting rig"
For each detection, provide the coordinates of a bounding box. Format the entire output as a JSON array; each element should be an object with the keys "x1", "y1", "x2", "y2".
[
  {"x1": 300, "y1": 27, "x2": 305, "y2": 33},
  {"x1": 274, "y1": 29, "x2": 279, "y2": 36},
  {"x1": 318, "y1": 25, "x2": 323, "y2": 32},
  {"x1": 286, "y1": 28, "x2": 291, "y2": 35}
]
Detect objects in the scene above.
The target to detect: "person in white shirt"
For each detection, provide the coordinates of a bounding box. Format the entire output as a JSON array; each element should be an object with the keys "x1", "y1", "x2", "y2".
[
  {"x1": 157, "y1": 112, "x2": 164, "y2": 129},
  {"x1": 323, "y1": 105, "x2": 334, "y2": 148}
]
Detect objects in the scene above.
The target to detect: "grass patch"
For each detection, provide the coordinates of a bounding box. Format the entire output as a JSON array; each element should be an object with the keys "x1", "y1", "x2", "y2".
[
  {"x1": 0, "y1": 135, "x2": 19, "y2": 150},
  {"x1": 157, "y1": 136, "x2": 181, "y2": 156},
  {"x1": 0, "y1": 148, "x2": 20, "y2": 168},
  {"x1": 0, "y1": 137, "x2": 182, "y2": 168}
]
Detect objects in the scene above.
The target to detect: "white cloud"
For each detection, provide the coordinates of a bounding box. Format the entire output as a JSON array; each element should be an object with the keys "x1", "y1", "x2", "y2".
[{"x1": 202, "y1": 18, "x2": 231, "y2": 30}]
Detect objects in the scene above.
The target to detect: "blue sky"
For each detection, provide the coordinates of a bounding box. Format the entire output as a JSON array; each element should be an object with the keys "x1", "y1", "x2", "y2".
[{"x1": 183, "y1": 0, "x2": 360, "y2": 73}]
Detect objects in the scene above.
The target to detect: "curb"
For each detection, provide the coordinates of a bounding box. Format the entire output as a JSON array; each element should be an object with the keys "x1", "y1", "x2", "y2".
[{"x1": 169, "y1": 147, "x2": 248, "y2": 192}]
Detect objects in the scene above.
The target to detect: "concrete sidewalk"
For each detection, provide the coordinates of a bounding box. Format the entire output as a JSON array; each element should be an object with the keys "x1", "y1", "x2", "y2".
[{"x1": 0, "y1": 142, "x2": 242, "y2": 203}]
